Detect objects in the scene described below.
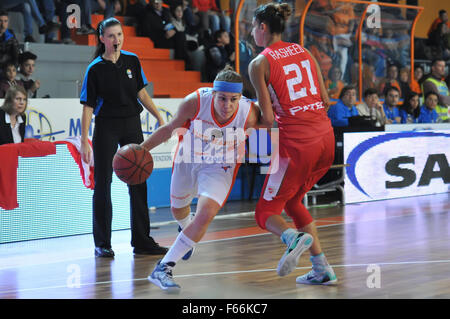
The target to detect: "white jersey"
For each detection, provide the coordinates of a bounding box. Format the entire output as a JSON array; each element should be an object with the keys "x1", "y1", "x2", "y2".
[
  {"x1": 175, "y1": 87, "x2": 253, "y2": 165},
  {"x1": 171, "y1": 87, "x2": 254, "y2": 208}
]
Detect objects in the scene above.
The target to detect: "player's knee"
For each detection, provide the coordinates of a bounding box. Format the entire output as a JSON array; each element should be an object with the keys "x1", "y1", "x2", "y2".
[{"x1": 194, "y1": 208, "x2": 217, "y2": 227}]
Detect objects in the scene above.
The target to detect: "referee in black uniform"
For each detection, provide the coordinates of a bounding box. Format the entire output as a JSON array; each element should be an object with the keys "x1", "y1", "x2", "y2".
[{"x1": 80, "y1": 17, "x2": 167, "y2": 258}]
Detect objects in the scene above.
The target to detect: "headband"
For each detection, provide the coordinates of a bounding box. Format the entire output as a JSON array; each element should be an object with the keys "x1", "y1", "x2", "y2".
[
  {"x1": 99, "y1": 17, "x2": 121, "y2": 35},
  {"x1": 213, "y1": 81, "x2": 243, "y2": 93}
]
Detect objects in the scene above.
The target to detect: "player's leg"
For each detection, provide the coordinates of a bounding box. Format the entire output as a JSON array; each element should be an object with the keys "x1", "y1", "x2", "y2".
[
  {"x1": 148, "y1": 195, "x2": 221, "y2": 292},
  {"x1": 148, "y1": 165, "x2": 237, "y2": 292},
  {"x1": 287, "y1": 131, "x2": 337, "y2": 285},
  {"x1": 255, "y1": 150, "x2": 314, "y2": 277},
  {"x1": 172, "y1": 205, "x2": 195, "y2": 260},
  {"x1": 169, "y1": 161, "x2": 197, "y2": 260}
]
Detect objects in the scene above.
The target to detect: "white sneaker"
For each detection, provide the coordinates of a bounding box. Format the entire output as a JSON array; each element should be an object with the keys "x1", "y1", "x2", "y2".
[
  {"x1": 148, "y1": 260, "x2": 181, "y2": 293},
  {"x1": 277, "y1": 232, "x2": 313, "y2": 277},
  {"x1": 296, "y1": 264, "x2": 337, "y2": 285}
]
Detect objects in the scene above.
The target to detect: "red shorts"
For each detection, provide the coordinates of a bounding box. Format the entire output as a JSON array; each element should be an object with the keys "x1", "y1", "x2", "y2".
[{"x1": 255, "y1": 130, "x2": 335, "y2": 229}]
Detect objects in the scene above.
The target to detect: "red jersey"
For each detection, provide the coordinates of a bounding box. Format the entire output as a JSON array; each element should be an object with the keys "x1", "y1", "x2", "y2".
[{"x1": 260, "y1": 41, "x2": 332, "y2": 142}]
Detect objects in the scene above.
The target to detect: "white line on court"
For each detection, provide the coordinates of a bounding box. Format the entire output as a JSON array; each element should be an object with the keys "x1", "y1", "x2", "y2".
[{"x1": 2, "y1": 259, "x2": 450, "y2": 295}]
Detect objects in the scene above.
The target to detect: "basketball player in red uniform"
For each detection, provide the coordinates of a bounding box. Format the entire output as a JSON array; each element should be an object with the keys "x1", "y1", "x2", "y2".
[{"x1": 248, "y1": 3, "x2": 337, "y2": 285}]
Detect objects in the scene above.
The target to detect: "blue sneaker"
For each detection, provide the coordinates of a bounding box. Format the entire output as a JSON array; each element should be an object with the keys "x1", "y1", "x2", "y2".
[
  {"x1": 178, "y1": 225, "x2": 194, "y2": 260},
  {"x1": 277, "y1": 232, "x2": 313, "y2": 277},
  {"x1": 148, "y1": 260, "x2": 180, "y2": 293}
]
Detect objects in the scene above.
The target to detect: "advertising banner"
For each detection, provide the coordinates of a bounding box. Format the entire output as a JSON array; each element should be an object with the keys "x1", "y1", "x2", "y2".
[{"x1": 344, "y1": 130, "x2": 450, "y2": 203}]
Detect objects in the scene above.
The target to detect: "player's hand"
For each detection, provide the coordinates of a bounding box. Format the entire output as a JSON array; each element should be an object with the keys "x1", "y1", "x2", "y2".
[{"x1": 322, "y1": 96, "x2": 331, "y2": 110}]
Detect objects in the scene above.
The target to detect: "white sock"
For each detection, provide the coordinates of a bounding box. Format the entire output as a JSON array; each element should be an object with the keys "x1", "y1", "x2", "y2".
[
  {"x1": 177, "y1": 213, "x2": 192, "y2": 230},
  {"x1": 280, "y1": 228, "x2": 299, "y2": 246},
  {"x1": 161, "y1": 231, "x2": 196, "y2": 264},
  {"x1": 310, "y1": 253, "x2": 331, "y2": 272}
]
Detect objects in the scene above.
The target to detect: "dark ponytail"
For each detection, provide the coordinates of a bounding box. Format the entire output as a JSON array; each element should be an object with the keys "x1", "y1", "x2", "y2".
[
  {"x1": 93, "y1": 17, "x2": 122, "y2": 60},
  {"x1": 254, "y1": 3, "x2": 292, "y2": 34}
]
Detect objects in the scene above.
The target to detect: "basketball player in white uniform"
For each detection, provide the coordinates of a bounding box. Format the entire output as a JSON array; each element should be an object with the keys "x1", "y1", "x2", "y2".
[{"x1": 141, "y1": 67, "x2": 260, "y2": 292}]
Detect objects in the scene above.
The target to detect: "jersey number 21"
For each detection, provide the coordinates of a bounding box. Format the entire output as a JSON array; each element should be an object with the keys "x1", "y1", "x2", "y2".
[{"x1": 283, "y1": 60, "x2": 318, "y2": 101}]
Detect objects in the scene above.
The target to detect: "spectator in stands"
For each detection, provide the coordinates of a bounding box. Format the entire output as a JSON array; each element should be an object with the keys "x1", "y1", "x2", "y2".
[
  {"x1": 17, "y1": 51, "x2": 40, "y2": 98},
  {"x1": 399, "y1": 92, "x2": 420, "y2": 124},
  {"x1": 0, "y1": 63, "x2": 24, "y2": 98},
  {"x1": 192, "y1": 0, "x2": 230, "y2": 37},
  {"x1": 182, "y1": 0, "x2": 201, "y2": 37},
  {"x1": 378, "y1": 64, "x2": 401, "y2": 98},
  {"x1": 422, "y1": 58, "x2": 450, "y2": 123},
  {"x1": 417, "y1": 91, "x2": 439, "y2": 124},
  {"x1": 427, "y1": 22, "x2": 450, "y2": 60},
  {"x1": 205, "y1": 29, "x2": 234, "y2": 82},
  {"x1": 1, "y1": 0, "x2": 60, "y2": 42},
  {"x1": 37, "y1": 0, "x2": 62, "y2": 43},
  {"x1": 309, "y1": 33, "x2": 338, "y2": 82},
  {"x1": 0, "y1": 86, "x2": 28, "y2": 145},
  {"x1": 74, "y1": 0, "x2": 98, "y2": 35},
  {"x1": 326, "y1": 0, "x2": 356, "y2": 81},
  {"x1": 399, "y1": 67, "x2": 412, "y2": 99},
  {"x1": 0, "y1": 10, "x2": 19, "y2": 79},
  {"x1": 356, "y1": 88, "x2": 387, "y2": 127},
  {"x1": 165, "y1": 1, "x2": 202, "y2": 40},
  {"x1": 383, "y1": 86, "x2": 401, "y2": 124},
  {"x1": 325, "y1": 65, "x2": 344, "y2": 100},
  {"x1": 380, "y1": 28, "x2": 408, "y2": 69},
  {"x1": 169, "y1": 2, "x2": 192, "y2": 67},
  {"x1": 410, "y1": 65, "x2": 423, "y2": 94},
  {"x1": 361, "y1": 28, "x2": 385, "y2": 79},
  {"x1": 89, "y1": 0, "x2": 123, "y2": 21},
  {"x1": 139, "y1": 0, "x2": 190, "y2": 66},
  {"x1": 427, "y1": 9, "x2": 450, "y2": 38},
  {"x1": 327, "y1": 85, "x2": 358, "y2": 127}
]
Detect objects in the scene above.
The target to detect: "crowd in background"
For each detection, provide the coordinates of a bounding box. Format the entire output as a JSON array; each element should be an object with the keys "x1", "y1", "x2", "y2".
[{"x1": 0, "y1": 0, "x2": 449, "y2": 127}]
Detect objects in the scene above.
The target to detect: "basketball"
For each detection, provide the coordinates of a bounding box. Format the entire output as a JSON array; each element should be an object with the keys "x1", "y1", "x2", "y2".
[{"x1": 113, "y1": 144, "x2": 153, "y2": 185}]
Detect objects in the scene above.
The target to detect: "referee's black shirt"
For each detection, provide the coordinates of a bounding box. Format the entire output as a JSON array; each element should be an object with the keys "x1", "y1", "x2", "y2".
[{"x1": 80, "y1": 50, "x2": 148, "y2": 118}]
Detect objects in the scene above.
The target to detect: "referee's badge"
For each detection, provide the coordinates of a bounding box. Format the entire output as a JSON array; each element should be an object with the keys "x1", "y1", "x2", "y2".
[{"x1": 126, "y1": 69, "x2": 132, "y2": 79}]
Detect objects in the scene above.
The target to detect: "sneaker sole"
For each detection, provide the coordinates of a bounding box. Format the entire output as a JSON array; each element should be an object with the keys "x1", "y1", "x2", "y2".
[
  {"x1": 277, "y1": 234, "x2": 313, "y2": 277},
  {"x1": 296, "y1": 277, "x2": 338, "y2": 286},
  {"x1": 148, "y1": 276, "x2": 181, "y2": 294}
]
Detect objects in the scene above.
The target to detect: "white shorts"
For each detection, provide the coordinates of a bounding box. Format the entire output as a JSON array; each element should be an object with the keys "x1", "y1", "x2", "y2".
[{"x1": 170, "y1": 162, "x2": 239, "y2": 208}]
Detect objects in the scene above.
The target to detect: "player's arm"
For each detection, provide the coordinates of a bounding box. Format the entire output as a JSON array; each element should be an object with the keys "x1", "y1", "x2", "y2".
[
  {"x1": 248, "y1": 55, "x2": 274, "y2": 128},
  {"x1": 305, "y1": 48, "x2": 331, "y2": 111},
  {"x1": 141, "y1": 91, "x2": 198, "y2": 151},
  {"x1": 244, "y1": 101, "x2": 263, "y2": 130},
  {"x1": 80, "y1": 105, "x2": 93, "y2": 164},
  {"x1": 138, "y1": 87, "x2": 165, "y2": 126}
]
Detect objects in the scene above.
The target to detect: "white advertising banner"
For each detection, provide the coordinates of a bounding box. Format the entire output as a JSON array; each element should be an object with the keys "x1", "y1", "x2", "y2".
[
  {"x1": 344, "y1": 130, "x2": 450, "y2": 203},
  {"x1": 0, "y1": 98, "x2": 182, "y2": 168}
]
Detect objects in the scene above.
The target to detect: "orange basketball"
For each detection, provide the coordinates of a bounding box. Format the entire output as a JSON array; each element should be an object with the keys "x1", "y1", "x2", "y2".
[{"x1": 113, "y1": 144, "x2": 153, "y2": 185}]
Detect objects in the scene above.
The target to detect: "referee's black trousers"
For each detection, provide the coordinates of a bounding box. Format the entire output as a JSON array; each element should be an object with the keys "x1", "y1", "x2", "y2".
[{"x1": 92, "y1": 115, "x2": 155, "y2": 249}]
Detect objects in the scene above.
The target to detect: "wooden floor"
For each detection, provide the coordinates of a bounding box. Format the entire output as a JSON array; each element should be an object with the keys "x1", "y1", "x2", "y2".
[{"x1": 0, "y1": 193, "x2": 449, "y2": 299}]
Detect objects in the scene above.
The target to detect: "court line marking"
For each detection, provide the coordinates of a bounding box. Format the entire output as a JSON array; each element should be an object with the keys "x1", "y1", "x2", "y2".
[
  {"x1": 0, "y1": 216, "x2": 344, "y2": 271},
  {"x1": 2, "y1": 259, "x2": 450, "y2": 295},
  {"x1": 0, "y1": 206, "x2": 439, "y2": 272}
]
